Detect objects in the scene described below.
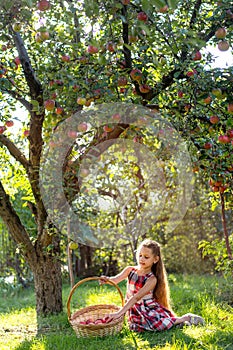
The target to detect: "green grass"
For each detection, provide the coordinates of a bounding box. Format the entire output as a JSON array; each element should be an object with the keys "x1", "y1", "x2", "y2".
[{"x1": 0, "y1": 274, "x2": 233, "y2": 350}]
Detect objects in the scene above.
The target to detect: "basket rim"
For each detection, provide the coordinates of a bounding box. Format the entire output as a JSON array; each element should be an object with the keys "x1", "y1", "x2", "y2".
[
  {"x1": 70, "y1": 303, "x2": 122, "y2": 329},
  {"x1": 67, "y1": 276, "x2": 124, "y2": 320}
]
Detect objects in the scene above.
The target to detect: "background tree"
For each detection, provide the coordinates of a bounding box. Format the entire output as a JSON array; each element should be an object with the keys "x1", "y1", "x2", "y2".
[{"x1": 0, "y1": 0, "x2": 233, "y2": 316}]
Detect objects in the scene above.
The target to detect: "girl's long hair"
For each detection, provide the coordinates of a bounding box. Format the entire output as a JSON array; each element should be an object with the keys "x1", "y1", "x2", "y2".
[{"x1": 136, "y1": 239, "x2": 172, "y2": 311}]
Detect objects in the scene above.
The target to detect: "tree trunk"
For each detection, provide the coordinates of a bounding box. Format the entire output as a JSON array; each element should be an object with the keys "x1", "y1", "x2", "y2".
[{"x1": 33, "y1": 254, "x2": 63, "y2": 315}]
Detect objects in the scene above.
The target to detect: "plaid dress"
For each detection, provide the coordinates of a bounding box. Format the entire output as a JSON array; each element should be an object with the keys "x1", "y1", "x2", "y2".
[{"x1": 126, "y1": 268, "x2": 176, "y2": 332}]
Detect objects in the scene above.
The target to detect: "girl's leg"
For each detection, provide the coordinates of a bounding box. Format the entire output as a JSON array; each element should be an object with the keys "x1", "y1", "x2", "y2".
[{"x1": 174, "y1": 313, "x2": 204, "y2": 326}]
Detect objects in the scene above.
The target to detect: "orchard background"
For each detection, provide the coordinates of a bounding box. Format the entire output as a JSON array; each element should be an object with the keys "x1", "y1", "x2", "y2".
[{"x1": 0, "y1": 0, "x2": 233, "y2": 318}]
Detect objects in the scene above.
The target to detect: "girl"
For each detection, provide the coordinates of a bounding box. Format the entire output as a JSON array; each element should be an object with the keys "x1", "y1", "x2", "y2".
[{"x1": 101, "y1": 239, "x2": 204, "y2": 332}]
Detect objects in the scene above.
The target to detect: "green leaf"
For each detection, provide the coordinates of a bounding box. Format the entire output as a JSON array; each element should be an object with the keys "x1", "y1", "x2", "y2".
[
  {"x1": 151, "y1": 0, "x2": 166, "y2": 9},
  {"x1": 167, "y1": 0, "x2": 180, "y2": 9}
]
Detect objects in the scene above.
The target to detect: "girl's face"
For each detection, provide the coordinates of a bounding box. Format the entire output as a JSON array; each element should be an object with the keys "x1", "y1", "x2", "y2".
[{"x1": 137, "y1": 246, "x2": 159, "y2": 270}]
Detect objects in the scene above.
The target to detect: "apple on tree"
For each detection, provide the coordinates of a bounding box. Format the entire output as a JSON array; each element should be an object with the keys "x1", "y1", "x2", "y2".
[
  {"x1": 193, "y1": 51, "x2": 202, "y2": 61},
  {"x1": 5, "y1": 120, "x2": 14, "y2": 127},
  {"x1": 217, "y1": 40, "x2": 229, "y2": 52},
  {"x1": 111, "y1": 113, "x2": 121, "y2": 121},
  {"x1": 61, "y1": 55, "x2": 70, "y2": 62},
  {"x1": 55, "y1": 107, "x2": 63, "y2": 115},
  {"x1": 139, "y1": 84, "x2": 151, "y2": 93},
  {"x1": 218, "y1": 135, "x2": 230, "y2": 143},
  {"x1": 0, "y1": 126, "x2": 6, "y2": 134},
  {"x1": 67, "y1": 130, "x2": 77, "y2": 138},
  {"x1": 130, "y1": 68, "x2": 143, "y2": 82},
  {"x1": 210, "y1": 115, "x2": 219, "y2": 124},
  {"x1": 77, "y1": 122, "x2": 88, "y2": 132},
  {"x1": 87, "y1": 45, "x2": 99, "y2": 54},
  {"x1": 23, "y1": 130, "x2": 30, "y2": 137},
  {"x1": 215, "y1": 27, "x2": 227, "y2": 39},
  {"x1": 137, "y1": 12, "x2": 148, "y2": 22},
  {"x1": 227, "y1": 103, "x2": 233, "y2": 113},
  {"x1": 103, "y1": 125, "x2": 113, "y2": 132},
  {"x1": 37, "y1": 0, "x2": 50, "y2": 11},
  {"x1": 106, "y1": 42, "x2": 116, "y2": 52},
  {"x1": 77, "y1": 97, "x2": 86, "y2": 105},
  {"x1": 117, "y1": 76, "x2": 128, "y2": 87},
  {"x1": 159, "y1": 5, "x2": 168, "y2": 13},
  {"x1": 44, "y1": 99, "x2": 55, "y2": 111}
]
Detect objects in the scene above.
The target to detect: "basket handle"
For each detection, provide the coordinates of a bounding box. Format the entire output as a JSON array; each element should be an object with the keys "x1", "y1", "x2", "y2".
[{"x1": 67, "y1": 276, "x2": 124, "y2": 319}]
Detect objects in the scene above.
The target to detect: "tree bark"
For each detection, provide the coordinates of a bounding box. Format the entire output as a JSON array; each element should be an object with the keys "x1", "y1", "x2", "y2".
[{"x1": 33, "y1": 255, "x2": 62, "y2": 315}]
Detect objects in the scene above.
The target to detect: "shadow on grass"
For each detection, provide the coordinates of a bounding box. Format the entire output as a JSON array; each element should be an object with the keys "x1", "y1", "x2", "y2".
[{"x1": 14, "y1": 317, "x2": 205, "y2": 350}]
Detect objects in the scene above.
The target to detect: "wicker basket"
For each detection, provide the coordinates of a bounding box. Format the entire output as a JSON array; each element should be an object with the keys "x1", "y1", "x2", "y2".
[{"x1": 67, "y1": 276, "x2": 125, "y2": 338}]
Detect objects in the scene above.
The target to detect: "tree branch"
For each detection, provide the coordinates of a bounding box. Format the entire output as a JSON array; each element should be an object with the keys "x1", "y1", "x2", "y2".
[
  {"x1": 0, "y1": 180, "x2": 36, "y2": 264},
  {"x1": 121, "y1": 5, "x2": 132, "y2": 69},
  {"x1": 11, "y1": 29, "x2": 43, "y2": 101},
  {"x1": 2, "y1": 88, "x2": 32, "y2": 112},
  {"x1": 0, "y1": 134, "x2": 30, "y2": 171}
]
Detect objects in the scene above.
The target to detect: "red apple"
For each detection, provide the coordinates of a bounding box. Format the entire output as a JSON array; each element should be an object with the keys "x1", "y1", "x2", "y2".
[
  {"x1": 227, "y1": 129, "x2": 233, "y2": 138},
  {"x1": 219, "y1": 185, "x2": 227, "y2": 193},
  {"x1": 117, "y1": 76, "x2": 128, "y2": 87},
  {"x1": 77, "y1": 122, "x2": 88, "y2": 132},
  {"x1": 215, "y1": 27, "x2": 227, "y2": 39},
  {"x1": 103, "y1": 125, "x2": 113, "y2": 132},
  {"x1": 0, "y1": 126, "x2": 6, "y2": 134},
  {"x1": 217, "y1": 40, "x2": 229, "y2": 52},
  {"x1": 210, "y1": 115, "x2": 219, "y2": 124},
  {"x1": 212, "y1": 186, "x2": 219, "y2": 192},
  {"x1": 204, "y1": 142, "x2": 212, "y2": 149},
  {"x1": 203, "y1": 96, "x2": 212, "y2": 104},
  {"x1": 40, "y1": 31, "x2": 49, "y2": 41},
  {"x1": 23, "y1": 130, "x2": 30, "y2": 137},
  {"x1": 193, "y1": 51, "x2": 202, "y2": 61},
  {"x1": 14, "y1": 57, "x2": 20, "y2": 66},
  {"x1": 112, "y1": 113, "x2": 121, "y2": 121},
  {"x1": 139, "y1": 84, "x2": 151, "y2": 93},
  {"x1": 77, "y1": 97, "x2": 86, "y2": 105},
  {"x1": 87, "y1": 45, "x2": 99, "y2": 54},
  {"x1": 106, "y1": 42, "x2": 116, "y2": 52},
  {"x1": 227, "y1": 103, "x2": 233, "y2": 113},
  {"x1": 37, "y1": 0, "x2": 50, "y2": 11},
  {"x1": 68, "y1": 130, "x2": 77, "y2": 138},
  {"x1": 55, "y1": 107, "x2": 63, "y2": 115},
  {"x1": 130, "y1": 68, "x2": 143, "y2": 82},
  {"x1": 218, "y1": 135, "x2": 230, "y2": 143},
  {"x1": 159, "y1": 5, "x2": 168, "y2": 13},
  {"x1": 121, "y1": 0, "x2": 130, "y2": 4},
  {"x1": 61, "y1": 55, "x2": 70, "y2": 62},
  {"x1": 44, "y1": 99, "x2": 55, "y2": 111},
  {"x1": 186, "y1": 69, "x2": 197, "y2": 77},
  {"x1": 178, "y1": 90, "x2": 184, "y2": 98},
  {"x1": 137, "y1": 12, "x2": 148, "y2": 22},
  {"x1": 5, "y1": 120, "x2": 14, "y2": 127}
]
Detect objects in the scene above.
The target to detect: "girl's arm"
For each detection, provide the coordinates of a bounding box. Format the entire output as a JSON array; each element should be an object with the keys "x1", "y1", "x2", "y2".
[
  {"x1": 107, "y1": 275, "x2": 157, "y2": 320},
  {"x1": 100, "y1": 266, "x2": 134, "y2": 285}
]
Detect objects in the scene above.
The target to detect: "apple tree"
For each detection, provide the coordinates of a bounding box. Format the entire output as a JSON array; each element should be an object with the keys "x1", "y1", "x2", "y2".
[{"x1": 0, "y1": 0, "x2": 233, "y2": 315}]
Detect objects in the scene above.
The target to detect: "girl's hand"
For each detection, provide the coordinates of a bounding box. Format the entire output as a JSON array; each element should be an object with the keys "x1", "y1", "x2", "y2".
[
  {"x1": 105, "y1": 310, "x2": 124, "y2": 322},
  {"x1": 99, "y1": 275, "x2": 109, "y2": 285}
]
